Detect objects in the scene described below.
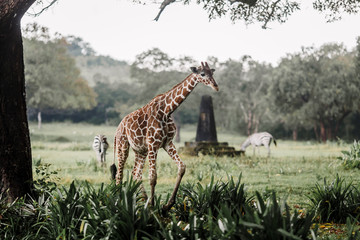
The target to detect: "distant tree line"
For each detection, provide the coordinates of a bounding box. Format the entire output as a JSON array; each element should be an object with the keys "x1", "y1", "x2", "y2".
[{"x1": 23, "y1": 24, "x2": 360, "y2": 142}]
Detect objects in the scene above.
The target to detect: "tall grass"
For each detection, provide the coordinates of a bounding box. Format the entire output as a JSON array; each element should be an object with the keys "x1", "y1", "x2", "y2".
[
  {"x1": 1, "y1": 166, "x2": 359, "y2": 239},
  {"x1": 338, "y1": 140, "x2": 360, "y2": 169},
  {"x1": 29, "y1": 122, "x2": 359, "y2": 207},
  {"x1": 308, "y1": 174, "x2": 360, "y2": 223},
  {"x1": 1, "y1": 172, "x2": 319, "y2": 240},
  {"x1": 20, "y1": 122, "x2": 360, "y2": 239}
]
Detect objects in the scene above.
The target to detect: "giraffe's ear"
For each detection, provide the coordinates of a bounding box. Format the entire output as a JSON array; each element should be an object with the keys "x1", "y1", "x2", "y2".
[
  {"x1": 190, "y1": 67, "x2": 198, "y2": 74},
  {"x1": 211, "y1": 69, "x2": 215, "y2": 73}
]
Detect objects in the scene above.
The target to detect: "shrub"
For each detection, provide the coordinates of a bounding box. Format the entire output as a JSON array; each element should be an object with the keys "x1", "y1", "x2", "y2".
[
  {"x1": 171, "y1": 176, "x2": 316, "y2": 240},
  {"x1": 33, "y1": 161, "x2": 59, "y2": 194},
  {"x1": 168, "y1": 191, "x2": 316, "y2": 240},
  {"x1": 214, "y1": 192, "x2": 316, "y2": 240},
  {"x1": 37, "y1": 177, "x2": 163, "y2": 239},
  {"x1": 308, "y1": 174, "x2": 360, "y2": 223},
  {"x1": 345, "y1": 217, "x2": 360, "y2": 240},
  {"x1": 338, "y1": 140, "x2": 360, "y2": 169},
  {"x1": 173, "y1": 175, "x2": 251, "y2": 221},
  {"x1": 0, "y1": 175, "x2": 163, "y2": 239}
]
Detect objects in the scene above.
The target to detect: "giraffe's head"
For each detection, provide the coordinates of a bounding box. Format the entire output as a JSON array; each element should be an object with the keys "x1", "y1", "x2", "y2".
[{"x1": 190, "y1": 62, "x2": 219, "y2": 91}]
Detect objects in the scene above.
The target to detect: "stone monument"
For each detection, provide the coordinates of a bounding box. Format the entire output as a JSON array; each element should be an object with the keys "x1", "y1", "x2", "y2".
[{"x1": 180, "y1": 95, "x2": 243, "y2": 157}]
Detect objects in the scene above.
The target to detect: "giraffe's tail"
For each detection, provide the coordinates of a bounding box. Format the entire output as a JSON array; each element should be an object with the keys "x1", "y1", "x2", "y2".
[{"x1": 110, "y1": 135, "x2": 117, "y2": 180}]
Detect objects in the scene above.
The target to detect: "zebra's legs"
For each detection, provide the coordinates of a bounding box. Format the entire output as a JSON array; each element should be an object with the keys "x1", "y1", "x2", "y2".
[
  {"x1": 267, "y1": 145, "x2": 271, "y2": 157},
  {"x1": 100, "y1": 152, "x2": 106, "y2": 167},
  {"x1": 163, "y1": 142, "x2": 186, "y2": 212},
  {"x1": 115, "y1": 134, "x2": 130, "y2": 185},
  {"x1": 132, "y1": 152, "x2": 148, "y2": 199},
  {"x1": 96, "y1": 152, "x2": 102, "y2": 163}
]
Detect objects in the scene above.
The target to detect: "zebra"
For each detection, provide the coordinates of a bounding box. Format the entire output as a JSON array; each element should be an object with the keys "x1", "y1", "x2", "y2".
[
  {"x1": 240, "y1": 132, "x2": 277, "y2": 157},
  {"x1": 92, "y1": 135, "x2": 109, "y2": 165}
]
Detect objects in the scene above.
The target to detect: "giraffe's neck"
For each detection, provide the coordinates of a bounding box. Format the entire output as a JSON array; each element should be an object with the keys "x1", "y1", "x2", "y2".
[{"x1": 162, "y1": 74, "x2": 198, "y2": 115}]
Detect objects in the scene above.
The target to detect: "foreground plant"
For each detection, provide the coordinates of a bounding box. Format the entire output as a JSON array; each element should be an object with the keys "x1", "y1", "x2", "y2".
[
  {"x1": 308, "y1": 174, "x2": 360, "y2": 223},
  {"x1": 170, "y1": 176, "x2": 317, "y2": 239},
  {"x1": 3, "y1": 173, "x2": 359, "y2": 239},
  {"x1": 338, "y1": 140, "x2": 360, "y2": 169},
  {"x1": 173, "y1": 175, "x2": 251, "y2": 221}
]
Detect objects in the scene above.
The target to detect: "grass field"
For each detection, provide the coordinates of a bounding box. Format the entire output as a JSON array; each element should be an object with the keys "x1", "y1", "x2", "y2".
[{"x1": 29, "y1": 122, "x2": 360, "y2": 209}]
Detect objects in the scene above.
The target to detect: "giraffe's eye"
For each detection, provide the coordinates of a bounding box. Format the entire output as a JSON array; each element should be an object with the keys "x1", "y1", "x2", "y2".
[{"x1": 201, "y1": 73, "x2": 205, "y2": 77}]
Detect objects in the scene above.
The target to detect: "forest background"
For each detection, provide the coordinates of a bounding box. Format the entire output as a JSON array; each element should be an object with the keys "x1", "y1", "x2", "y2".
[{"x1": 23, "y1": 23, "x2": 360, "y2": 142}]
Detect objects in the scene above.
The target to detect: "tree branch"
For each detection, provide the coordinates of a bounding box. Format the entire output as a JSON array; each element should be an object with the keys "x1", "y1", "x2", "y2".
[
  {"x1": 228, "y1": 0, "x2": 258, "y2": 6},
  {"x1": 154, "y1": 0, "x2": 176, "y2": 21},
  {"x1": 26, "y1": 0, "x2": 58, "y2": 17},
  {"x1": 262, "y1": 0, "x2": 281, "y2": 29}
]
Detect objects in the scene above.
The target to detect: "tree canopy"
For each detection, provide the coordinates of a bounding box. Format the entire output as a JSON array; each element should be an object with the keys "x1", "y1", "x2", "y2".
[
  {"x1": 153, "y1": 0, "x2": 360, "y2": 28},
  {"x1": 270, "y1": 43, "x2": 359, "y2": 141},
  {"x1": 23, "y1": 23, "x2": 97, "y2": 127}
]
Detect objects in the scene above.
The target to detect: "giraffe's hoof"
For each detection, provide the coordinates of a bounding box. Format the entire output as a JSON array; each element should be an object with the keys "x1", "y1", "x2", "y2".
[
  {"x1": 161, "y1": 204, "x2": 171, "y2": 216},
  {"x1": 162, "y1": 202, "x2": 173, "y2": 212}
]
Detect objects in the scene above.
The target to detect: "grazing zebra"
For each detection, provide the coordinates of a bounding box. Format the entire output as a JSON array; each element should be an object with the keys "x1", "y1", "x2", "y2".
[
  {"x1": 92, "y1": 135, "x2": 109, "y2": 165},
  {"x1": 240, "y1": 132, "x2": 277, "y2": 157}
]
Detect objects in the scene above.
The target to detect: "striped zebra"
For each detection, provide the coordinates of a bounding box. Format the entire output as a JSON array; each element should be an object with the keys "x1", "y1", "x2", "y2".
[
  {"x1": 92, "y1": 135, "x2": 109, "y2": 165},
  {"x1": 240, "y1": 132, "x2": 277, "y2": 157}
]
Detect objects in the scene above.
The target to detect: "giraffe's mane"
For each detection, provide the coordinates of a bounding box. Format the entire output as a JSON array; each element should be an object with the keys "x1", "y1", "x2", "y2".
[
  {"x1": 145, "y1": 73, "x2": 194, "y2": 104},
  {"x1": 164, "y1": 73, "x2": 193, "y2": 96}
]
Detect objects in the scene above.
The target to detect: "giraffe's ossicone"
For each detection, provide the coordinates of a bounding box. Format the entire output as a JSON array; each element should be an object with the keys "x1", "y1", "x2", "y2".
[{"x1": 113, "y1": 62, "x2": 218, "y2": 212}]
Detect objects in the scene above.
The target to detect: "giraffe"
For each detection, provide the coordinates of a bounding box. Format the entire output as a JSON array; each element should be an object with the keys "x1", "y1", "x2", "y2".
[{"x1": 113, "y1": 62, "x2": 219, "y2": 211}]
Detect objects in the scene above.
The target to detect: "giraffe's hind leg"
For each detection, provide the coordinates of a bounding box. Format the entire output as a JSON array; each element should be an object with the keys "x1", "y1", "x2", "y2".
[
  {"x1": 132, "y1": 152, "x2": 148, "y2": 199},
  {"x1": 163, "y1": 142, "x2": 186, "y2": 212},
  {"x1": 115, "y1": 134, "x2": 130, "y2": 185},
  {"x1": 147, "y1": 144, "x2": 159, "y2": 207}
]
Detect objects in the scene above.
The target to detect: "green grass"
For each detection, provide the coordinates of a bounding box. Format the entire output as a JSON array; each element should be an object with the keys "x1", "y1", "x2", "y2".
[{"x1": 30, "y1": 122, "x2": 360, "y2": 209}]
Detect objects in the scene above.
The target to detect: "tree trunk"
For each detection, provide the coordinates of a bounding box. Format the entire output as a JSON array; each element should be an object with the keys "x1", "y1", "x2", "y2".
[
  {"x1": 37, "y1": 111, "x2": 42, "y2": 129},
  {"x1": 326, "y1": 127, "x2": 332, "y2": 141},
  {"x1": 334, "y1": 111, "x2": 351, "y2": 139},
  {"x1": 254, "y1": 115, "x2": 259, "y2": 133},
  {"x1": 292, "y1": 129, "x2": 298, "y2": 141},
  {"x1": 246, "y1": 110, "x2": 252, "y2": 136},
  {"x1": 0, "y1": 0, "x2": 36, "y2": 202},
  {"x1": 320, "y1": 121, "x2": 327, "y2": 143},
  {"x1": 313, "y1": 124, "x2": 320, "y2": 141}
]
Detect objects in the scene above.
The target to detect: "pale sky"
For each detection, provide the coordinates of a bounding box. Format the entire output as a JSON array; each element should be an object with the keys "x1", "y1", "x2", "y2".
[{"x1": 22, "y1": 0, "x2": 360, "y2": 66}]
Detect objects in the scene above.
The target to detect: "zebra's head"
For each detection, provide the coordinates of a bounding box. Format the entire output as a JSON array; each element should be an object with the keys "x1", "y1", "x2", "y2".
[
  {"x1": 240, "y1": 138, "x2": 251, "y2": 151},
  {"x1": 190, "y1": 62, "x2": 219, "y2": 91}
]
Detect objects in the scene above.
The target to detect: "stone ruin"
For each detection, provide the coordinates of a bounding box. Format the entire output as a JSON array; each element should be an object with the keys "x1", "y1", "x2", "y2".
[{"x1": 179, "y1": 95, "x2": 243, "y2": 157}]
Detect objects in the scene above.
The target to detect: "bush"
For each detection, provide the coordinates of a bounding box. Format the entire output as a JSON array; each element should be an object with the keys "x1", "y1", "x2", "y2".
[
  {"x1": 167, "y1": 191, "x2": 316, "y2": 240},
  {"x1": 170, "y1": 176, "x2": 316, "y2": 239},
  {"x1": 308, "y1": 174, "x2": 360, "y2": 223},
  {"x1": 173, "y1": 175, "x2": 251, "y2": 221},
  {"x1": 7, "y1": 174, "x2": 358, "y2": 239},
  {"x1": 0, "y1": 176, "x2": 163, "y2": 239},
  {"x1": 214, "y1": 192, "x2": 316, "y2": 240},
  {"x1": 338, "y1": 140, "x2": 360, "y2": 169},
  {"x1": 0, "y1": 194, "x2": 45, "y2": 239}
]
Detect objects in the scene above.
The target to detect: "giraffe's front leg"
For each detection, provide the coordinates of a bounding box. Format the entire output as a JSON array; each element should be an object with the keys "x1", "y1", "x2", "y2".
[{"x1": 163, "y1": 142, "x2": 186, "y2": 212}]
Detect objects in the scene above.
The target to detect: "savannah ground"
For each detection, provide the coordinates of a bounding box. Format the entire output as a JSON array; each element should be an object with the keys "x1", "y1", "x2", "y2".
[{"x1": 30, "y1": 122, "x2": 360, "y2": 209}]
